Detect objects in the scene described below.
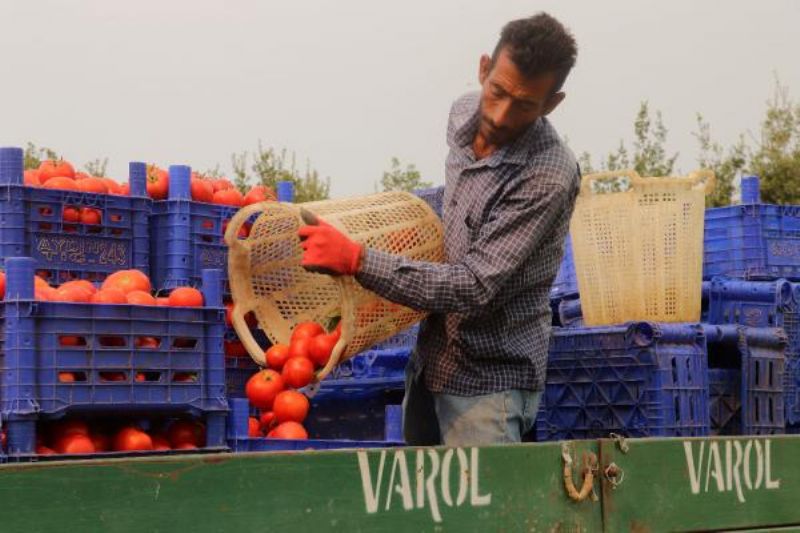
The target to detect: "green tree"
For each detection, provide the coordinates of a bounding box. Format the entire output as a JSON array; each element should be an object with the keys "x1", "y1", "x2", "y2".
[
  {"x1": 693, "y1": 114, "x2": 747, "y2": 207},
  {"x1": 23, "y1": 142, "x2": 59, "y2": 170},
  {"x1": 379, "y1": 157, "x2": 431, "y2": 192},
  {"x1": 84, "y1": 157, "x2": 109, "y2": 177},
  {"x1": 232, "y1": 142, "x2": 330, "y2": 202},
  {"x1": 631, "y1": 102, "x2": 678, "y2": 176},
  {"x1": 748, "y1": 79, "x2": 800, "y2": 204}
]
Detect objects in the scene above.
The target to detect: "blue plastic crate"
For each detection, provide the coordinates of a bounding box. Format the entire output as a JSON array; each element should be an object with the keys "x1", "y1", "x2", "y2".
[
  {"x1": 368, "y1": 324, "x2": 419, "y2": 351},
  {"x1": 326, "y1": 347, "x2": 410, "y2": 381},
  {"x1": 551, "y1": 234, "x2": 578, "y2": 298},
  {"x1": 149, "y1": 165, "x2": 239, "y2": 295},
  {"x1": 413, "y1": 186, "x2": 444, "y2": 218},
  {"x1": 705, "y1": 325, "x2": 785, "y2": 435},
  {"x1": 704, "y1": 278, "x2": 800, "y2": 424},
  {"x1": 0, "y1": 148, "x2": 150, "y2": 285},
  {"x1": 226, "y1": 398, "x2": 402, "y2": 452},
  {"x1": 704, "y1": 201, "x2": 800, "y2": 281},
  {"x1": 0, "y1": 258, "x2": 227, "y2": 457},
  {"x1": 536, "y1": 322, "x2": 710, "y2": 441}
]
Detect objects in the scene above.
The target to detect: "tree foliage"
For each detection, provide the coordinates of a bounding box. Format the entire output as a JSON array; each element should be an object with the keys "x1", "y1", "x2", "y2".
[
  {"x1": 232, "y1": 142, "x2": 330, "y2": 202},
  {"x1": 693, "y1": 114, "x2": 746, "y2": 207},
  {"x1": 84, "y1": 157, "x2": 109, "y2": 177},
  {"x1": 380, "y1": 157, "x2": 431, "y2": 192},
  {"x1": 23, "y1": 142, "x2": 59, "y2": 170}
]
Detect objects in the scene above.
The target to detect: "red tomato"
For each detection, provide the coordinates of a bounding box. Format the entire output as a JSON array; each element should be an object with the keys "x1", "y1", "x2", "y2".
[
  {"x1": 43, "y1": 176, "x2": 79, "y2": 191},
  {"x1": 173, "y1": 372, "x2": 197, "y2": 382},
  {"x1": 212, "y1": 178, "x2": 234, "y2": 192},
  {"x1": 245, "y1": 369, "x2": 285, "y2": 409},
  {"x1": 155, "y1": 297, "x2": 170, "y2": 306},
  {"x1": 102, "y1": 269, "x2": 152, "y2": 295},
  {"x1": 55, "y1": 434, "x2": 96, "y2": 454},
  {"x1": 287, "y1": 337, "x2": 312, "y2": 360},
  {"x1": 135, "y1": 372, "x2": 146, "y2": 382},
  {"x1": 24, "y1": 169, "x2": 41, "y2": 186},
  {"x1": 36, "y1": 445, "x2": 56, "y2": 455},
  {"x1": 62, "y1": 206, "x2": 81, "y2": 223},
  {"x1": 113, "y1": 427, "x2": 153, "y2": 452},
  {"x1": 67, "y1": 280, "x2": 97, "y2": 295},
  {"x1": 269, "y1": 421, "x2": 308, "y2": 440},
  {"x1": 225, "y1": 303, "x2": 234, "y2": 327},
  {"x1": 58, "y1": 372, "x2": 76, "y2": 382},
  {"x1": 191, "y1": 178, "x2": 214, "y2": 203},
  {"x1": 102, "y1": 178, "x2": 123, "y2": 195},
  {"x1": 53, "y1": 284, "x2": 93, "y2": 303},
  {"x1": 291, "y1": 322, "x2": 325, "y2": 342},
  {"x1": 259, "y1": 411, "x2": 277, "y2": 431},
  {"x1": 135, "y1": 336, "x2": 160, "y2": 349},
  {"x1": 248, "y1": 417, "x2": 262, "y2": 437},
  {"x1": 91, "y1": 288, "x2": 128, "y2": 304},
  {"x1": 52, "y1": 420, "x2": 90, "y2": 439},
  {"x1": 266, "y1": 344, "x2": 291, "y2": 371},
  {"x1": 151, "y1": 434, "x2": 172, "y2": 451},
  {"x1": 126, "y1": 290, "x2": 157, "y2": 305},
  {"x1": 38, "y1": 160, "x2": 76, "y2": 181},
  {"x1": 80, "y1": 208, "x2": 102, "y2": 225},
  {"x1": 167, "y1": 420, "x2": 204, "y2": 448},
  {"x1": 120, "y1": 183, "x2": 130, "y2": 195},
  {"x1": 175, "y1": 442, "x2": 198, "y2": 450},
  {"x1": 168, "y1": 287, "x2": 204, "y2": 307},
  {"x1": 243, "y1": 185, "x2": 276, "y2": 206},
  {"x1": 281, "y1": 357, "x2": 315, "y2": 389},
  {"x1": 224, "y1": 340, "x2": 247, "y2": 358},
  {"x1": 90, "y1": 432, "x2": 110, "y2": 452},
  {"x1": 213, "y1": 188, "x2": 244, "y2": 207},
  {"x1": 146, "y1": 164, "x2": 169, "y2": 200},
  {"x1": 76, "y1": 177, "x2": 109, "y2": 194},
  {"x1": 273, "y1": 390, "x2": 310, "y2": 424},
  {"x1": 100, "y1": 372, "x2": 127, "y2": 382},
  {"x1": 308, "y1": 333, "x2": 338, "y2": 368}
]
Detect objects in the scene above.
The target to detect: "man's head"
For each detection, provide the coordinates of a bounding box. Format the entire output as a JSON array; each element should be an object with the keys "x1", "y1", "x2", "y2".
[{"x1": 477, "y1": 13, "x2": 577, "y2": 147}]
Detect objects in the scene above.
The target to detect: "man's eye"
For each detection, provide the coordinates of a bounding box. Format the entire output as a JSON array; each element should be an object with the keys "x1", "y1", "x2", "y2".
[{"x1": 490, "y1": 85, "x2": 504, "y2": 97}]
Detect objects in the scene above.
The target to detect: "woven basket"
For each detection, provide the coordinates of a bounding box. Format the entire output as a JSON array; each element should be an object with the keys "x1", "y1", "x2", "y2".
[
  {"x1": 571, "y1": 169, "x2": 714, "y2": 326},
  {"x1": 225, "y1": 192, "x2": 444, "y2": 380}
]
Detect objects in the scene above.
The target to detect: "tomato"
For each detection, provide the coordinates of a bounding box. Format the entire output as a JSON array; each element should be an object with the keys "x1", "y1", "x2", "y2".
[
  {"x1": 100, "y1": 372, "x2": 127, "y2": 382},
  {"x1": 24, "y1": 169, "x2": 42, "y2": 186},
  {"x1": 80, "y1": 208, "x2": 102, "y2": 225},
  {"x1": 135, "y1": 372, "x2": 146, "y2": 382},
  {"x1": 43, "y1": 176, "x2": 79, "y2": 191},
  {"x1": 175, "y1": 442, "x2": 198, "y2": 450},
  {"x1": 213, "y1": 188, "x2": 244, "y2": 207},
  {"x1": 58, "y1": 372, "x2": 76, "y2": 382},
  {"x1": 168, "y1": 287, "x2": 204, "y2": 307},
  {"x1": 126, "y1": 290, "x2": 157, "y2": 305},
  {"x1": 62, "y1": 206, "x2": 80, "y2": 223},
  {"x1": 120, "y1": 183, "x2": 130, "y2": 195},
  {"x1": 0, "y1": 271, "x2": 5, "y2": 300},
  {"x1": 222, "y1": 219, "x2": 250, "y2": 239},
  {"x1": 245, "y1": 369, "x2": 285, "y2": 409},
  {"x1": 102, "y1": 269, "x2": 152, "y2": 294},
  {"x1": 191, "y1": 178, "x2": 214, "y2": 203},
  {"x1": 212, "y1": 178, "x2": 234, "y2": 192},
  {"x1": 65, "y1": 280, "x2": 97, "y2": 295},
  {"x1": 224, "y1": 340, "x2": 247, "y2": 358},
  {"x1": 52, "y1": 420, "x2": 90, "y2": 439},
  {"x1": 243, "y1": 185, "x2": 276, "y2": 206},
  {"x1": 309, "y1": 333, "x2": 338, "y2": 368},
  {"x1": 113, "y1": 427, "x2": 153, "y2": 452},
  {"x1": 248, "y1": 417, "x2": 262, "y2": 437},
  {"x1": 146, "y1": 164, "x2": 169, "y2": 200},
  {"x1": 76, "y1": 177, "x2": 109, "y2": 194},
  {"x1": 36, "y1": 445, "x2": 56, "y2": 455},
  {"x1": 90, "y1": 432, "x2": 110, "y2": 452},
  {"x1": 91, "y1": 288, "x2": 128, "y2": 304},
  {"x1": 167, "y1": 420, "x2": 204, "y2": 448},
  {"x1": 151, "y1": 434, "x2": 171, "y2": 451},
  {"x1": 269, "y1": 421, "x2": 308, "y2": 440},
  {"x1": 225, "y1": 303, "x2": 234, "y2": 327},
  {"x1": 291, "y1": 322, "x2": 325, "y2": 342},
  {"x1": 155, "y1": 297, "x2": 170, "y2": 306},
  {"x1": 287, "y1": 337, "x2": 313, "y2": 360},
  {"x1": 38, "y1": 160, "x2": 76, "y2": 181},
  {"x1": 135, "y1": 336, "x2": 160, "y2": 349},
  {"x1": 259, "y1": 411, "x2": 277, "y2": 431},
  {"x1": 173, "y1": 372, "x2": 197, "y2": 382},
  {"x1": 273, "y1": 390, "x2": 310, "y2": 424},
  {"x1": 265, "y1": 344, "x2": 291, "y2": 371},
  {"x1": 53, "y1": 284, "x2": 93, "y2": 303},
  {"x1": 102, "y1": 178, "x2": 123, "y2": 195},
  {"x1": 55, "y1": 433, "x2": 96, "y2": 454},
  {"x1": 281, "y1": 357, "x2": 315, "y2": 389}
]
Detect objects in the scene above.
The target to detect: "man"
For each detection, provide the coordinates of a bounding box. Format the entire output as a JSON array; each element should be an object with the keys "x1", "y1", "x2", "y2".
[{"x1": 299, "y1": 13, "x2": 580, "y2": 446}]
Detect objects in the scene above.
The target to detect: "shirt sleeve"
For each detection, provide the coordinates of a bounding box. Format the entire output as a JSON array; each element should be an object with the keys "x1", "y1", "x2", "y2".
[{"x1": 355, "y1": 177, "x2": 573, "y2": 314}]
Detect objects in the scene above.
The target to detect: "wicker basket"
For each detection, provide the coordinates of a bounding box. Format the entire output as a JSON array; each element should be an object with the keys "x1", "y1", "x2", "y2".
[
  {"x1": 225, "y1": 192, "x2": 444, "y2": 380},
  {"x1": 571, "y1": 169, "x2": 714, "y2": 326}
]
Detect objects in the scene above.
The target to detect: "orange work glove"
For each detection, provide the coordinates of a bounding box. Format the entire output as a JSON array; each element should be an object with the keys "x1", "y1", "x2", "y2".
[{"x1": 298, "y1": 210, "x2": 363, "y2": 276}]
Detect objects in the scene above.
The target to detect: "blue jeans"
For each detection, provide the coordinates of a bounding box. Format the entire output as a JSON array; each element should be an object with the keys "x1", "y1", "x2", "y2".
[{"x1": 402, "y1": 362, "x2": 542, "y2": 446}]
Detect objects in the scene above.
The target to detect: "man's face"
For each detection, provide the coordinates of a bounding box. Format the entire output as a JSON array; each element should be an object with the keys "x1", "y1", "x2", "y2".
[{"x1": 477, "y1": 47, "x2": 565, "y2": 147}]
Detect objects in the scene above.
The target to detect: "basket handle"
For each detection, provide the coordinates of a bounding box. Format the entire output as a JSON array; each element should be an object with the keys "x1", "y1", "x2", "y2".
[
  {"x1": 579, "y1": 169, "x2": 641, "y2": 195},
  {"x1": 230, "y1": 301, "x2": 267, "y2": 367},
  {"x1": 223, "y1": 201, "x2": 268, "y2": 250}
]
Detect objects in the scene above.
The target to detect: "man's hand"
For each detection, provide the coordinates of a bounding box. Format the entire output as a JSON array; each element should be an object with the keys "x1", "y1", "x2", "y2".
[{"x1": 298, "y1": 210, "x2": 363, "y2": 276}]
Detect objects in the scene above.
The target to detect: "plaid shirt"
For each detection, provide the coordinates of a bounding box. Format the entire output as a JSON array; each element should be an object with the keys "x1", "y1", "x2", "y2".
[{"x1": 357, "y1": 92, "x2": 579, "y2": 395}]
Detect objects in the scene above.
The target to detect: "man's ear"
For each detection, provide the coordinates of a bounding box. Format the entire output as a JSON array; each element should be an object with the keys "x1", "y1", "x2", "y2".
[
  {"x1": 478, "y1": 54, "x2": 491, "y2": 85},
  {"x1": 543, "y1": 92, "x2": 566, "y2": 116}
]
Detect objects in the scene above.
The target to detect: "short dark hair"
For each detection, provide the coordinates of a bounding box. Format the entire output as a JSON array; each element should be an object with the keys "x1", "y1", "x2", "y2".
[{"x1": 492, "y1": 13, "x2": 578, "y2": 93}]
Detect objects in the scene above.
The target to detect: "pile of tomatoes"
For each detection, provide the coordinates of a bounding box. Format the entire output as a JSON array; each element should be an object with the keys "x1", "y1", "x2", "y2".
[
  {"x1": 33, "y1": 418, "x2": 207, "y2": 455},
  {"x1": 23, "y1": 158, "x2": 277, "y2": 208},
  {"x1": 244, "y1": 321, "x2": 342, "y2": 440}
]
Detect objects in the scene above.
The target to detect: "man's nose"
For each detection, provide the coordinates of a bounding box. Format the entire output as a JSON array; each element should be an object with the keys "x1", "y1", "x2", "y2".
[{"x1": 491, "y1": 98, "x2": 514, "y2": 127}]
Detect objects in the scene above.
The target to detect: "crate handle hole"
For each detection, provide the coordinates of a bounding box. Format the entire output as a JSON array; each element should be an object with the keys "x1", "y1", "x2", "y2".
[
  {"x1": 135, "y1": 336, "x2": 162, "y2": 349},
  {"x1": 58, "y1": 371, "x2": 87, "y2": 382},
  {"x1": 99, "y1": 371, "x2": 128, "y2": 382},
  {"x1": 59, "y1": 335, "x2": 87, "y2": 347},
  {"x1": 173, "y1": 338, "x2": 198, "y2": 349},
  {"x1": 99, "y1": 336, "x2": 127, "y2": 348},
  {"x1": 38, "y1": 206, "x2": 54, "y2": 217},
  {"x1": 136, "y1": 371, "x2": 161, "y2": 382},
  {"x1": 201, "y1": 219, "x2": 214, "y2": 230},
  {"x1": 173, "y1": 372, "x2": 198, "y2": 383}
]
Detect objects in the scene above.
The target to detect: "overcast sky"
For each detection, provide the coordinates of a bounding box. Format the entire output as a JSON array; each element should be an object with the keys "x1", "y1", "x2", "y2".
[{"x1": 1, "y1": 0, "x2": 798, "y2": 197}]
